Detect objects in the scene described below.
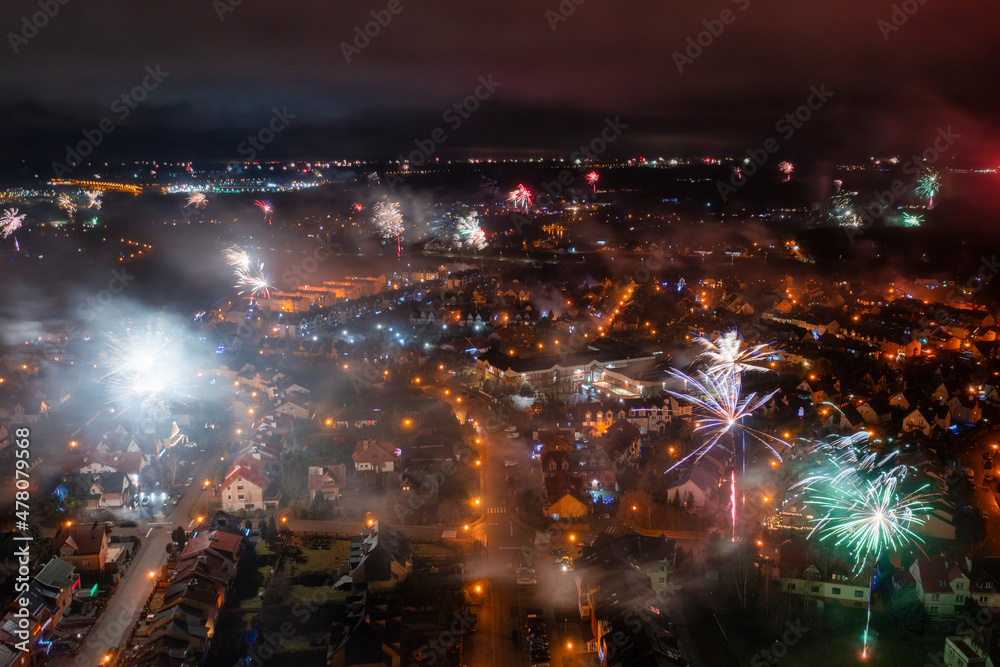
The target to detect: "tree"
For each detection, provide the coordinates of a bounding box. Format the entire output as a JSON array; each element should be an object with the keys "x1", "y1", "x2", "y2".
[
  {"x1": 519, "y1": 381, "x2": 534, "y2": 398},
  {"x1": 891, "y1": 586, "x2": 927, "y2": 633},
  {"x1": 170, "y1": 526, "x2": 187, "y2": 551},
  {"x1": 671, "y1": 490, "x2": 683, "y2": 511},
  {"x1": 264, "y1": 516, "x2": 279, "y2": 545},
  {"x1": 258, "y1": 518, "x2": 267, "y2": 535}
]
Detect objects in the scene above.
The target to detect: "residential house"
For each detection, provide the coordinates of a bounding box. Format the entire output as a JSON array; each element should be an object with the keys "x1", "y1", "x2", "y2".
[
  {"x1": 780, "y1": 546, "x2": 870, "y2": 610},
  {"x1": 544, "y1": 472, "x2": 590, "y2": 520},
  {"x1": 308, "y1": 465, "x2": 347, "y2": 501},
  {"x1": 348, "y1": 521, "x2": 412, "y2": 593},
  {"x1": 911, "y1": 556, "x2": 970, "y2": 618},
  {"x1": 665, "y1": 467, "x2": 719, "y2": 509},
  {"x1": 220, "y1": 458, "x2": 275, "y2": 512},
  {"x1": 353, "y1": 439, "x2": 396, "y2": 473},
  {"x1": 53, "y1": 523, "x2": 109, "y2": 573}
]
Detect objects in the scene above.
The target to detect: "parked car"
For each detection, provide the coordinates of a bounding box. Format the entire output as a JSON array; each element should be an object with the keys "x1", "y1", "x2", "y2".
[
  {"x1": 507, "y1": 432, "x2": 519, "y2": 439},
  {"x1": 504, "y1": 456, "x2": 518, "y2": 467}
]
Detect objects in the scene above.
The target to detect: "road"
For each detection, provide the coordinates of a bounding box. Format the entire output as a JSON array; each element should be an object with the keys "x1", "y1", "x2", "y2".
[{"x1": 51, "y1": 528, "x2": 169, "y2": 667}]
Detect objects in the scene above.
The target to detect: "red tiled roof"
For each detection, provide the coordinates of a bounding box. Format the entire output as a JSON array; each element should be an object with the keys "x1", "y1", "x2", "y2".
[{"x1": 53, "y1": 523, "x2": 107, "y2": 557}]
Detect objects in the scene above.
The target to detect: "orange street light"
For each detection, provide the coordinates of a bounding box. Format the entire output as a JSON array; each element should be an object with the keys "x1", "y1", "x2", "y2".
[
  {"x1": 367, "y1": 518, "x2": 374, "y2": 526},
  {"x1": 196, "y1": 516, "x2": 204, "y2": 523},
  {"x1": 204, "y1": 480, "x2": 210, "y2": 487},
  {"x1": 474, "y1": 584, "x2": 482, "y2": 593},
  {"x1": 281, "y1": 517, "x2": 287, "y2": 523},
  {"x1": 148, "y1": 570, "x2": 156, "y2": 579},
  {"x1": 474, "y1": 459, "x2": 482, "y2": 466},
  {"x1": 569, "y1": 534, "x2": 576, "y2": 542},
  {"x1": 474, "y1": 498, "x2": 481, "y2": 506},
  {"x1": 463, "y1": 524, "x2": 470, "y2": 531}
]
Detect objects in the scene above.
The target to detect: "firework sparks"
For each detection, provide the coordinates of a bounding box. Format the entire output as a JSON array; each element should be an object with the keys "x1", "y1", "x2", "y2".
[
  {"x1": 508, "y1": 184, "x2": 532, "y2": 212},
  {"x1": 100, "y1": 317, "x2": 193, "y2": 418},
  {"x1": 185, "y1": 192, "x2": 209, "y2": 208},
  {"x1": 916, "y1": 169, "x2": 940, "y2": 208},
  {"x1": 254, "y1": 200, "x2": 274, "y2": 223},
  {"x1": 373, "y1": 200, "x2": 404, "y2": 258},
  {"x1": 790, "y1": 432, "x2": 935, "y2": 658},
  {"x1": 452, "y1": 212, "x2": 487, "y2": 251},
  {"x1": 0, "y1": 208, "x2": 25, "y2": 239},
  {"x1": 779, "y1": 161, "x2": 794, "y2": 181},
  {"x1": 223, "y1": 245, "x2": 253, "y2": 273},
  {"x1": 694, "y1": 330, "x2": 775, "y2": 381},
  {"x1": 665, "y1": 369, "x2": 786, "y2": 473},
  {"x1": 902, "y1": 213, "x2": 923, "y2": 227},
  {"x1": 85, "y1": 191, "x2": 102, "y2": 209},
  {"x1": 236, "y1": 261, "x2": 273, "y2": 299},
  {"x1": 57, "y1": 193, "x2": 77, "y2": 221},
  {"x1": 585, "y1": 171, "x2": 599, "y2": 192}
]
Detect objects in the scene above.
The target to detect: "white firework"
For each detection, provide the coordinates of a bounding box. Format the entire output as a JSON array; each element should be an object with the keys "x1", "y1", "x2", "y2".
[
  {"x1": 186, "y1": 192, "x2": 209, "y2": 208},
  {"x1": 57, "y1": 193, "x2": 77, "y2": 215},
  {"x1": 666, "y1": 369, "x2": 786, "y2": 473},
  {"x1": 373, "y1": 201, "x2": 404, "y2": 238},
  {"x1": 0, "y1": 208, "x2": 25, "y2": 239},
  {"x1": 695, "y1": 330, "x2": 776, "y2": 380},
  {"x1": 101, "y1": 317, "x2": 193, "y2": 418},
  {"x1": 85, "y1": 191, "x2": 102, "y2": 209},
  {"x1": 223, "y1": 245, "x2": 253, "y2": 273},
  {"x1": 453, "y1": 212, "x2": 487, "y2": 250}
]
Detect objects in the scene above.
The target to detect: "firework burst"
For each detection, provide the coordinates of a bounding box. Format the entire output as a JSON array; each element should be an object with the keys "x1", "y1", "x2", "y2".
[
  {"x1": 665, "y1": 369, "x2": 786, "y2": 473},
  {"x1": 254, "y1": 199, "x2": 274, "y2": 223},
  {"x1": 585, "y1": 171, "x2": 599, "y2": 192},
  {"x1": 694, "y1": 330, "x2": 775, "y2": 381},
  {"x1": 85, "y1": 191, "x2": 102, "y2": 209},
  {"x1": 508, "y1": 184, "x2": 532, "y2": 212},
  {"x1": 100, "y1": 317, "x2": 194, "y2": 418},
  {"x1": 185, "y1": 192, "x2": 209, "y2": 208},
  {"x1": 779, "y1": 161, "x2": 794, "y2": 181},
  {"x1": 452, "y1": 212, "x2": 487, "y2": 251},
  {"x1": 916, "y1": 169, "x2": 940, "y2": 208},
  {"x1": 0, "y1": 208, "x2": 25, "y2": 239},
  {"x1": 902, "y1": 213, "x2": 923, "y2": 227},
  {"x1": 790, "y1": 432, "x2": 935, "y2": 658},
  {"x1": 223, "y1": 245, "x2": 253, "y2": 273},
  {"x1": 236, "y1": 260, "x2": 273, "y2": 299},
  {"x1": 373, "y1": 200, "x2": 404, "y2": 258},
  {"x1": 57, "y1": 193, "x2": 77, "y2": 221}
]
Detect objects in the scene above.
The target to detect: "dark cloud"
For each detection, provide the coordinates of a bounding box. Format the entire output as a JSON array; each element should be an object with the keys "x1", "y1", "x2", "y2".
[{"x1": 0, "y1": 0, "x2": 996, "y2": 162}]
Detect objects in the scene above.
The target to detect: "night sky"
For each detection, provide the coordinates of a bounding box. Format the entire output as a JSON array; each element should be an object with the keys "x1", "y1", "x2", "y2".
[{"x1": 1, "y1": 0, "x2": 997, "y2": 163}]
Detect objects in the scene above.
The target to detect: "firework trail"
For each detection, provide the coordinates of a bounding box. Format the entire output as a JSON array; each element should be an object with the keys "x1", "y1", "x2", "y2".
[
  {"x1": 452, "y1": 212, "x2": 488, "y2": 251},
  {"x1": 585, "y1": 171, "x2": 599, "y2": 192},
  {"x1": 508, "y1": 184, "x2": 532, "y2": 213},
  {"x1": 779, "y1": 161, "x2": 794, "y2": 181},
  {"x1": 254, "y1": 200, "x2": 274, "y2": 223},
  {"x1": 373, "y1": 200, "x2": 404, "y2": 259},
  {"x1": 186, "y1": 192, "x2": 209, "y2": 208},
  {"x1": 916, "y1": 169, "x2": 940, "y2": 208},
  {"x1": 85, "y1": 191, "x2": 102, "y2": 209},
  {"x1": 789, "y1": 432, "x2": 935, "y2": 658}
]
